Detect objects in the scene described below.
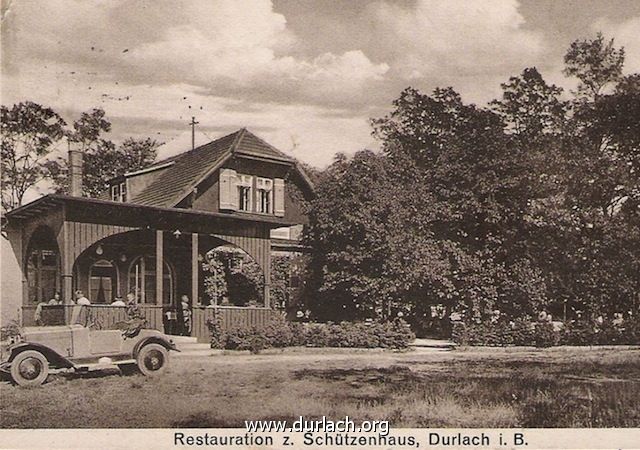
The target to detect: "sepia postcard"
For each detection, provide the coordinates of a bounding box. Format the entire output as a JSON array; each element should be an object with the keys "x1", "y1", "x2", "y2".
[{"x1": 1, "y1": 1, "x2": 639, "y2": 449}]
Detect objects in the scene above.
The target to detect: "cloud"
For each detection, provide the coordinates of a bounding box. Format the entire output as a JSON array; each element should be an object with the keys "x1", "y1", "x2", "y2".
[
  {"x1": 1, "y1": 0, "x2": 576, "y2": 174},
  {"x1": 2, "y1": 0, "x2": 387, "y2": 108},
  {"x1": 364, "y1": 0, "x2": 546, "y2": 102},
  {"x1": 592, "y1": 16, "x2": 640, "y2": 73}
]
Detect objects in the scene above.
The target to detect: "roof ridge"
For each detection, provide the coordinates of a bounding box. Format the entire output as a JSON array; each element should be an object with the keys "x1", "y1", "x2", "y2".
[
  {"x1": 153, "y1": 129, "x2": 243, "y2": 167},
  {"x1": 237, "y1": 129, "x2": 293, "y2": 161},
  {"x1": 131, "y1": 130, "x2": 242, "y2": 207},
  {"x1": 229, "y1": 127, "x2": 247, "y2": 155}
]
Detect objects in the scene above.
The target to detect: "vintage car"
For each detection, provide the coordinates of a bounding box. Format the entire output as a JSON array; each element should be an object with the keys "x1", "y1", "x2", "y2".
[{"x1": 1, "y1": 306, "x2": 179, "y2": 386}]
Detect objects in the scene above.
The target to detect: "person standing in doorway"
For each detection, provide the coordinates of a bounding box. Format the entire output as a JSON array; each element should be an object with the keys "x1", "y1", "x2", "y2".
[{"x1": 181, "y1": 294, "x2": 192, "y2": 336}]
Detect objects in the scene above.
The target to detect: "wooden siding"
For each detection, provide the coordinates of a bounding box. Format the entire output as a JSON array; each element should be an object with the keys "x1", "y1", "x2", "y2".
[
  {"x1": 65, "y1": 222, "x2": 139, "y2": 267},
  {"x1": 191, "y1": 306, "x2": 284, "y2": 342}
]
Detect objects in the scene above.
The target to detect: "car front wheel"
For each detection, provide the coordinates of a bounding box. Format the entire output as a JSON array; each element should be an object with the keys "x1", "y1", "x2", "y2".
[
  {"x1": 11, "y1": 350, "x2": 49, "y2": 387},
  {"x1": 136, "y1": 343, "x2": 168, "y2": 376}
]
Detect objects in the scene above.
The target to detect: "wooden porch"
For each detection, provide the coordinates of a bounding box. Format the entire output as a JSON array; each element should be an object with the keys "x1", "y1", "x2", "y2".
[
  {"x1": 22, "y1": 304, "x2": 282, "y2": 342},
  {"x1": 5, "y1": 195, "x2": 295, "y2": 342}
]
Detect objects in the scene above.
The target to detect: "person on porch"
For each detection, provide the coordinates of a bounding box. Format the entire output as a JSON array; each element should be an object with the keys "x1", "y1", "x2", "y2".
[
  {"x1": 48, "y1": 292, "x2": 62, "y2": 305},
  {"x1": 165, "y1": 304, "x2": 178, "y2": 335},
  {"x1": 181, "y1": 294, "x2": 192, "y2": 336},
  {"x1": 111, "y1": 296, "x2": 126, "y2": 306},
  {"x1": 75, "y1": 290, "x2": 91, "y2": 305},
  {"x1": 125, "y1": 292, "x2": 141, "y2": 319}
]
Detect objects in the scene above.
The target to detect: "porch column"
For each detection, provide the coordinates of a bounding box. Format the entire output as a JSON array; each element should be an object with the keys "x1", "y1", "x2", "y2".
[
  {"x1": 62, "y1": 275, "x2": 73, "y2": 304},
  {"x1": 59, "y1": 221, "x2": 74, "y2": 306},
  {"x1": 263, "y1": 241, "x2": 271, "y2": 309},
  {"x1": 156, "y1": 230, "x2": 163, "y2": 305},
  {"x1": 191, "y1": 233, "x2": 199, "y2": 304}
]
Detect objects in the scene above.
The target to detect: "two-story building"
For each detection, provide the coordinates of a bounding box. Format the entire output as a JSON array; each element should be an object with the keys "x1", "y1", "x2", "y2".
[{"x1": 1, "y1": 128, "x2": 314, "y2": 338}]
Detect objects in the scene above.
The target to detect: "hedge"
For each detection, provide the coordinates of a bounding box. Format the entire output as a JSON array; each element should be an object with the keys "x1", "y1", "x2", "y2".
[
  {"x1": 452, "y1": 317, "x2": 640, "y2": 347},
  {"x1": 206, "y1": 315, "x2": 415, "y2": 353}
]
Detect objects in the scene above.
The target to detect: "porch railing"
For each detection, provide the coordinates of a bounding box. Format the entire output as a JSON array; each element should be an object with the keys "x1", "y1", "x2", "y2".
[
  {"x1": 21, "y1": 304, "x2": 283, "y2": 343},
  {"x1": 191, "y1": 306, "x2": 284, "y2": 342}
]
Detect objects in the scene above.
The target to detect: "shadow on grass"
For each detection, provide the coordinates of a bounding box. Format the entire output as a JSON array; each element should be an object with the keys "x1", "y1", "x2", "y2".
[{"x1": 293, "y1": 361, "x2": 640, "y2": 427}]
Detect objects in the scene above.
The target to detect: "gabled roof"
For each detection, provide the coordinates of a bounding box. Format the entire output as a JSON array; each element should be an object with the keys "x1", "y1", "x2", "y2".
[{"x1": 132, "y1": 128, "x2": 296, "y2": 208}]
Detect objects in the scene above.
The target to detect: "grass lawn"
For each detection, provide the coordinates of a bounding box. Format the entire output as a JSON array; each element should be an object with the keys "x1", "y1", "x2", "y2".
[{"x1": 1, "y1": 347, "x2": 639, "y2": 428}]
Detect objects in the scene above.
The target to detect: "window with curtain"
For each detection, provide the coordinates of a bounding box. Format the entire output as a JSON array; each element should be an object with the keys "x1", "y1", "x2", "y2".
[
  {"x1": 128, "y1": 256, "x2": 173, "y2": 304},
  {"x1": 89, "y1": 259, "x2": 117, "y2": 303}
]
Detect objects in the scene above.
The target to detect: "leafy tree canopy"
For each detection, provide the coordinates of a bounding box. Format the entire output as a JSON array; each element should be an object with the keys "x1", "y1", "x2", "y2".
[{"x1": 1, "y1": 102, "x2": 66, "y2": 211}]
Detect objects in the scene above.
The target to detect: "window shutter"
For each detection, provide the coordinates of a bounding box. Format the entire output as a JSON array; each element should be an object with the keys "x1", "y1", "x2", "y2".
[
  {"x1": 274, "y1": 178, "x2": 285, "y2": 217},
  {"x1": 219, "y1": 168, "x2": 238, "y2": 211}
]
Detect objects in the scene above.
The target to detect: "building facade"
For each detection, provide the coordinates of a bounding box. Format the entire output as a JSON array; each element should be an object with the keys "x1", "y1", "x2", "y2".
[{"x1": 1, "y1": 129, "x2": 313, "y2": 337}]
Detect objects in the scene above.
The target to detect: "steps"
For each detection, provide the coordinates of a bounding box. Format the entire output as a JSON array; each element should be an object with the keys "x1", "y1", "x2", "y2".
[
  {"x1": 165, "y1": 335, "x2": 218, "y2": 356},
  {"x1": 167, "y1": 335, "x2": 198, "y2": 344},
  {"x1": 410, "y1": 338, "x2": 456, "y2": 351}
]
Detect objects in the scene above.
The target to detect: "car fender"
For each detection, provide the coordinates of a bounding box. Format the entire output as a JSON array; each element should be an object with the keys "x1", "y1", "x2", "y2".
[
  {"x1": 7, "y1": 342, "x2": 74, "y2": 369},
  {"x1": 133, "y1": 336, "x2": 179, "y2": 358}
]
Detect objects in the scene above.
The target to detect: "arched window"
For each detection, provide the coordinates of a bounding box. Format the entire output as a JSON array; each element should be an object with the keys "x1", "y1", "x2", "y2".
[
  {"x1": 25, "y1": 227, "x2": 61, "y2": 304},
  {"x1": 89, "y1": 259, "x2": 117, "y2": 303},
  {"x1": 26, "y1": 249, "x2": 60, "y2": 303},
  {"x1": 128, "y1": 256, "x2": 174, "y2": 304}
]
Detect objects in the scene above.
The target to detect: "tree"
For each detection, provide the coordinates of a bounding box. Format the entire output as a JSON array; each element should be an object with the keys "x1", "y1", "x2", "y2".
[
  {"x1": 47, "y1": 108, "x2": 160, "y2": 197},
  {"x1": 82, "y1": 138, "x2": 160, "y2": 198},
  {"x1": 202, "y1": 255, "x2": 228, "y2": 305},
  {"x1": 307, "y1": 33, "x2": 638, "y2": 331},
  {"x1": 491, "y1": 67, "x2": 566, "y2": 143},
  {"x1": 304, "y1": 150, "x2": 399, "y2": 320},
  {"x1": 563, "y1": 32, "x2": 625, "y2": 101},
  {"x1": 1, "y1": 102, "x2": 66, "y2": 211},
  {"x1": 543, "y1": 35, "x2": 640, "y2": 318}
]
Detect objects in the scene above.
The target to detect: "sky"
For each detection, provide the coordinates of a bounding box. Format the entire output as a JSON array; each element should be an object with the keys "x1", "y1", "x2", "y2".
[{"x1": 2, "y1": 0, "x2": 639, "y2": 184}]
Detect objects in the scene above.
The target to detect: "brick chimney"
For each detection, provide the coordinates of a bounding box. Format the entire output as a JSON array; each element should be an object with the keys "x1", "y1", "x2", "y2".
[{"x1": 68, "y1": 146, "x2": 83, "y2": 197}]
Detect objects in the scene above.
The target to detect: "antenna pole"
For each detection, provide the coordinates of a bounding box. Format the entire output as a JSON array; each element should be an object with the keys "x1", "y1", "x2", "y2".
[{"x1": 190, "y1": 116, "x2": 199, "y2": 151}]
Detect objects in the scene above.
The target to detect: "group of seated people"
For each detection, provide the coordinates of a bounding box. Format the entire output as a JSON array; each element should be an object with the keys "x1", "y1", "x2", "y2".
[{"x1": 33, "y1": 290, "x2": 192, "y2": 335}]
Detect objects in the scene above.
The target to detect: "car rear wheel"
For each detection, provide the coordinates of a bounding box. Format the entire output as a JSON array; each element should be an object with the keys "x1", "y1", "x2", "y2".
[
  {"x1": 11, "y1": 350, "x2": 49, "y2": 387},
  {"x1": 136, "y1": 343, "x2": 168, "y2": 376}
]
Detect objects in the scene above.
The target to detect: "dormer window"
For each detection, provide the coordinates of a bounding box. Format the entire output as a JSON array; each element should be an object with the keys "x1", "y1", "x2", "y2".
[
  {"x1": 111, "y1": 182, "x2": 126, "y2": 202},
  {"x1": 237, "y1": 174, "x2": 253, "y2": 212},
  {"x1": 256, "y1": 178, "x2": 272, "y2": 214},
  {"x1": 219, "y1": 168, "x2": 284, "y2": 216}
]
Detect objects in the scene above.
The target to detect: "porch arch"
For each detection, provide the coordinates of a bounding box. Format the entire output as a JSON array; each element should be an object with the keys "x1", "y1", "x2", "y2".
[
  {"x1": 205, "y1": 233, "x2": 271, "y2": 307},
  {"x1": 198, "y1": 242, "x2": 265, "y2": 307},
  {"x1": 63, "y1": 222, "x2": 140, "y2": 268},
  {"x1": 71, "y1": 229, "x2": 175, "y2": 304},
  {"x1": 24, "y1": 225, "x2": 61, "y2": 304}
]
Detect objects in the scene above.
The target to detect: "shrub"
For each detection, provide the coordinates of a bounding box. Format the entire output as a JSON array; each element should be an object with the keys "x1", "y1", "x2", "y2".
[
  {"x1": 452, "y1": 315, "x2": 640, "y2": 347},
  {"x1": 560, "y1": 319, "x2": 596, "y2": 345},
  {"x1": 303, "y1": 323, "x2": 332, "y2": 347},
  {"x1": 560, "y1": 317, "x2": 640, "y2": 346},
  {"x1": 510, "y1": 318, "x2": 536, "y2": 346},
  {"x1": 451, "y1": 318, "x2": 553, "y2": 347},
  {"x1": 377, "y1": 320, "x2": 415, "y2": 349},
  {"x1": 222, "y1": 326, "x2": 267, "y2": 353},
  {"x1": 206, "y1": 317, "x2": 415, "y2": 351},
  {"x1": 205, "y1": 315, "x2": 225, "y2": 349},
  {"x1": 262, "y1": 315, "x2": 295, "y2": 348},
  {"x1": 623, "y1": 316, "x2": 640, "y2": 345},
  {"x1": 533, "y1": 322, "x2": 559, "y2": 348}
]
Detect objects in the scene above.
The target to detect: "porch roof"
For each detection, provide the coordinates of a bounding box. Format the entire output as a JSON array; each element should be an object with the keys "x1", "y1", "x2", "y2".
[{"x1": 4, "y1": 194, "x2": 295, "y2": 228}]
